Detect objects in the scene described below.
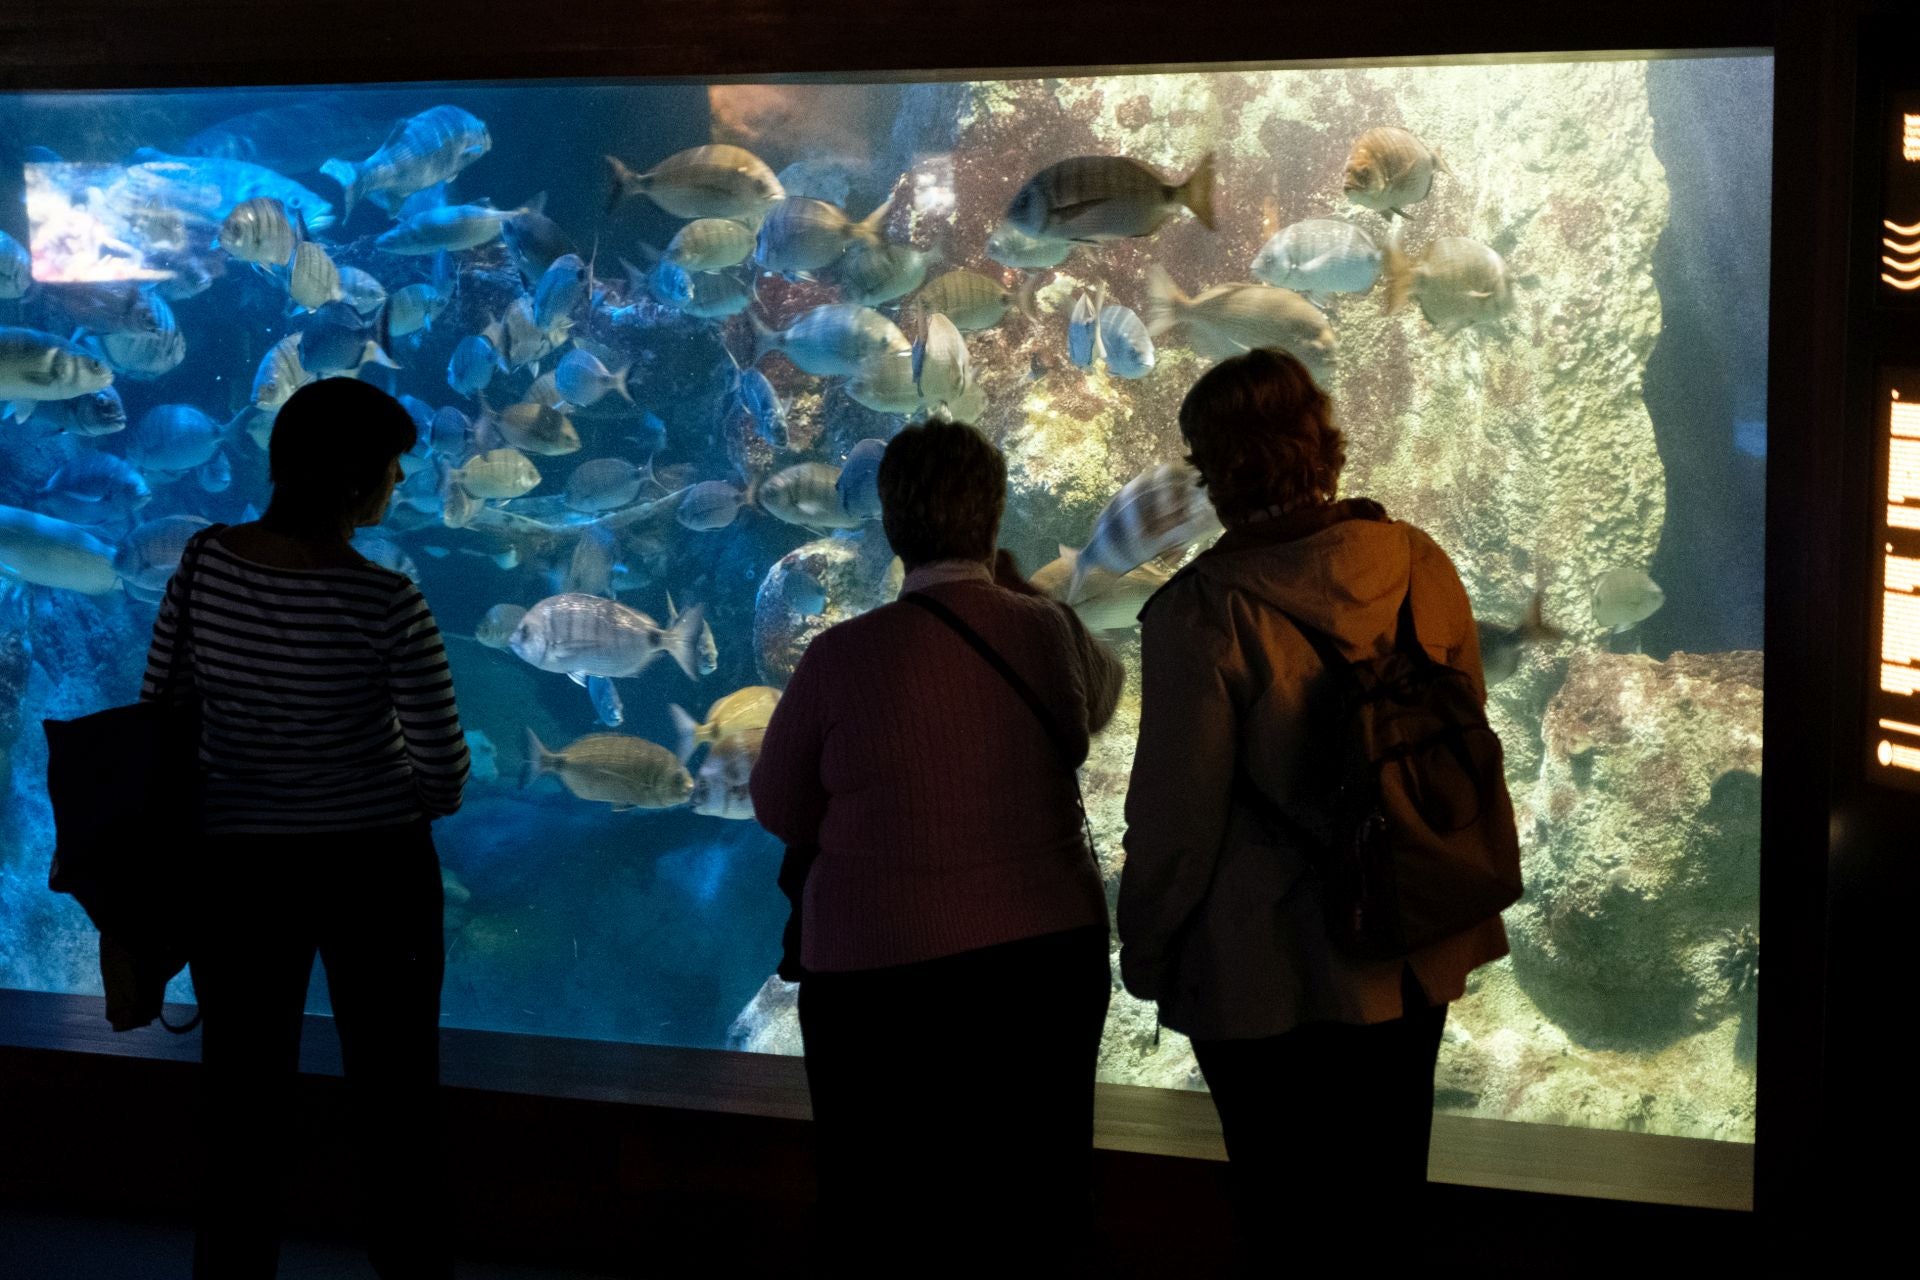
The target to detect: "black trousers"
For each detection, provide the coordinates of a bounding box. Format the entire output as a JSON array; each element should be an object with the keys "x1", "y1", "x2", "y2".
[
  {"x1": 798, "y1": 924, "x2": 1112, "y2": 1278},
  {"x1": 189, "y1": 821, "x2": 447, "y2": 1280},
  {"x1": 1191, "y1": 969, "x2": 1447, "y2": 1274}
]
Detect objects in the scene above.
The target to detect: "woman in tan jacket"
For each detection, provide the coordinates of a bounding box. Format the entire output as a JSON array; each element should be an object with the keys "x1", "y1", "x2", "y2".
[{"x1": 1117, "y1": 349, "x2": 1508, "y2": 1261}]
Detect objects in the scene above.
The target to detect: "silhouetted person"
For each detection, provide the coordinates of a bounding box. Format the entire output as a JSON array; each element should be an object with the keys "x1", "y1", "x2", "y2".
[
  {"x1": 751, "y1": 421, "x2": 1124, "y2": 1278},
  {"x1": 141, "y1": 379, "x2": 469, "y2": 1279},
  {"x1": 1117, "y1": 351, "x2": 1509, "y2": 1268}
]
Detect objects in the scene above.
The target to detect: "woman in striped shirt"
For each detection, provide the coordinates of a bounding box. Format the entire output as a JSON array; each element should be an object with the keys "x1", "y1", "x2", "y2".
[{"x1": 142, "y1": 378, "x2": 468, "y2": 1279}]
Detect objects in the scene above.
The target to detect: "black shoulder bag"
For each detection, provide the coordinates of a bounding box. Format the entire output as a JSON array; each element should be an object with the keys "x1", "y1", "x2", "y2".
[
  {"x1": 44, "y1": 525, "x2": 224, "y2": 1032},
  {"x1": 774, "y1": 591, "x2": 1096, "y2": 984}
]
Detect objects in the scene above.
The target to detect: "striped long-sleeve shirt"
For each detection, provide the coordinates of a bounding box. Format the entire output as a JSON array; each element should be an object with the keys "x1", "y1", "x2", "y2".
[{"x1": 140, "y1": 528, "x2": 469, "y2": 835}]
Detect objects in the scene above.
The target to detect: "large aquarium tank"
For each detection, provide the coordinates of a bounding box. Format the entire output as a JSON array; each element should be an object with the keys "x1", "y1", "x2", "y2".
[{"x1": 0, "y1": 54, "x2": 1770, "y2": 1148}]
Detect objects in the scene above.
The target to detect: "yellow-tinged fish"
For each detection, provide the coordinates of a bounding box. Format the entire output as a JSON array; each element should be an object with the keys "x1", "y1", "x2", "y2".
[
  {"x1": 1145, "y1": 265, "x2": 1334, "y2": 365},
  {"x1": 1005, "y1": 153, "x2": 1215, "y2": 243},
  {"x1": 666, "y1": 217, "x2": 758, "y2": 272},
  {"x1": 285, "y1": 240, "x2": 342, "y2": 312},
  {"x1": 485, "y1": 397, "x2": 580, "y2": 456},
  {"x1": 1343, "y1": 126, "x2": 1447, "y2": 221},
  {"x1": 604, "y1": 145, "x2": 784, "y2": 221},
  {"x1": 757, "y1": 462, "x2": 863, "y2": 531},
  {"x1": 445, "y1": 448, "x2": 540, "y2": 500},
  {"x1": 689, "y1": 727, "x2": 765, "y2": 820},
  {"x1": 668, "y1": 685, "x2": 782, "y2": 762},
  {"x1": 1591, "y1": 568, "x2": 1664, "y2": 634},
  {"x1": 912, "y1": 269, "x2": 1035, "y2": 331},
  {"x1": 1383, "y1": 232, "x2": 1513, "y2": 337},
  {"x1": 522, "y1": 729, "x2": 692, "y2": 811}
]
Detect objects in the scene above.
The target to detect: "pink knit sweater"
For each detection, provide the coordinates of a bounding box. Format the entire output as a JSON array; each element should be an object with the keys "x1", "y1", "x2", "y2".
[{"x1": 750, "y1": 559, "x2": 1126, "y2": 973}]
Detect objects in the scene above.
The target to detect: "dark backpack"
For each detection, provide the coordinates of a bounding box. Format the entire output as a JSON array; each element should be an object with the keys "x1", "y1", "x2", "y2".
[{"x1": 1242, "y1": 591, "x2": 1523, "y2": 960}]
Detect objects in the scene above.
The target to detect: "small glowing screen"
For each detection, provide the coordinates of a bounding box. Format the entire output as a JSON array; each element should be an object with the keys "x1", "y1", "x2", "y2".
[
  {"x1": 1886, "y1": 93, "x2": 1920, "y2": 295},
  {"x1": 1874, "y1": 373, "x2": 1920, "y2": 788}
]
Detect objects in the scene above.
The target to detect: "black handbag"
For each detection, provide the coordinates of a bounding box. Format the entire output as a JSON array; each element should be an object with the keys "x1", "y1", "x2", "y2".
[
  {"x1": 773, "y1": 591, "x2": 1097, "y2": 984},
  {"x1": 44, "y1": 525, "x2": 222, "y2": 1032}
]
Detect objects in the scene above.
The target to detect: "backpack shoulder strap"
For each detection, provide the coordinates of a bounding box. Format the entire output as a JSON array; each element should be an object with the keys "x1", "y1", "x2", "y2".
[{"x1": 901, "y1": 591, "x2": 1078, "y2": 772}]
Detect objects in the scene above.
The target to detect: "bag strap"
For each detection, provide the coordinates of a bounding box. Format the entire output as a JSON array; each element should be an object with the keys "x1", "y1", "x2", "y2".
[
  {"x1": 159, "y1": 525, "x2": 226, "y2": 701},
  {"x1": 902, "y1": 591, "x2": 1079, "y2": 772}
]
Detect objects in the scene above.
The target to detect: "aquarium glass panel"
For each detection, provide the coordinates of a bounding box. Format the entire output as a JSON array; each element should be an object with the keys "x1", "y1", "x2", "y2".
[{"x1": 0, "y1": 54, "x2": 1770, "y2": 1142}]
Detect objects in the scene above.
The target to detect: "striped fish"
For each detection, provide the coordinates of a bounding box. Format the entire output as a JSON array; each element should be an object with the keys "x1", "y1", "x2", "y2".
[
  {"x1": 1342, "y1": 127, "x2": 1447, "y2": 221},
  {"x1": 321, "y1": 105, "x2": 491, "y2": 220},
  {"x1": 1066, "y1": 461, "x2": 1221, "y2": 603},
  {"x1": 1005, "y1": 153, "x2": 1215, "y2": 243}
]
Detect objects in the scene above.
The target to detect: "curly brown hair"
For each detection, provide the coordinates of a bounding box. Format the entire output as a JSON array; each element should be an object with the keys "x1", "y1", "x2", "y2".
[
  {"x1": 1177, "y1": 348, "x2": 1345, "y2": 524},
  {"x1": 877, "y1": 420, "x2": 1008, "y2": 569}
]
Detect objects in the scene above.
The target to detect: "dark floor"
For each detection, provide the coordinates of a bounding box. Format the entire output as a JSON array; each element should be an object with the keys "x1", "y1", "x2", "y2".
[{"x1": 0, "y1": 1207, "x2": 620, "y2": 1280}]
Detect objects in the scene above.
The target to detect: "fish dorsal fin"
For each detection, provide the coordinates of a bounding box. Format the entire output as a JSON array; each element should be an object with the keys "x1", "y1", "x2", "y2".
[{"x1": 523, "y1": 191, "x2": 548, "y2": 216}]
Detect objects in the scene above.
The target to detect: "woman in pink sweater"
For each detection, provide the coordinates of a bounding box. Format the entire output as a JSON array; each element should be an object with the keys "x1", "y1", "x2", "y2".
[{"x1": 750, "y1": 420, "x2": 1124, "y2": 1277}]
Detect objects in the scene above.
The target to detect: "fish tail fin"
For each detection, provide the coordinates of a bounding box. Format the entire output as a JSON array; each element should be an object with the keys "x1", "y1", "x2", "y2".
[
  {"x1": 748, "y1": 312, "x2": 779, "y2": 365},
  {"x1": 1062, "y1": 546, "x2": 1090, "y2": 605},
  {"x1": 851, "y1": 193, "x2": 894, "y2": 246},
  {"x1": 668, "y1": 703, "x2": 703, "y2": 763},
  {"x1": 612, "y1": 362, "x2": 635, "y2": 404},
  {"x1": 1144, "y1": 264, "x2": 1184, "y2": 338},
  {"x1": 521, "y1": 728, "x2": 556, "y2": 787},
  {"x1": 661, "y1": 604, "x2": 707, "y2": 681},
  {"x1": 604, "y1": 156, "x2": 637, "y2": 214},
  {"x1": 523, "y1": 191, "x2": 548, "y2": 217},
  {"x1": 1383, "y1": 223, "x2": 1413, "y2": 314},
  {"x1": 618, "y1": 256, "x2": 648, "y2": 299},
  {"x1": 319, "y1": 158, "x2": 359, "y2": 218},
  {"x1": 1522, "y1": 588, "x2": 1565, "y2": 644},
  {"x1": 1179, "y1": 151, "x2": 1217, "y2": 231},
  {"x1": 1433, "y1": 146, "x2": 1452, "y2": 177},
  {"x1": 1014, "y1": 271, "x2": 1039, "y2": 322}
]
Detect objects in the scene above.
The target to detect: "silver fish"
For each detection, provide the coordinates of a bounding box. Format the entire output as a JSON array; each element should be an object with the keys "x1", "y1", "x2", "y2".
[
  {"x1": 522, "y1": 729, "x2": 692, "y2": 811},
  {"x1": 1343, "y1": 126, "x2": 1446, "y2": 221},
  {"x1": 510, "y1": 592, "x2": 707, "y2": 680},
  {"x1": 565, "y1": 458, "x2": 648, "y2": 513},
  {"x1": 1251, "y1": 219, "x2": 1382, "y2": 298},
  {"x1": 251, "y1": 332, "x2": 313, "y2": 411},
  {"x1": 112, "y1": 514, "x2": 212, "y2": 596},
  {"x1": 285, "y1": 239, "x2": 342, "y2": 312},
  {"x1": 447, "y1": 335, "x2": 496, "y2": 397},
  {"x1": 39, "y1": 450, "x2": 152, "y2": 527},
  {"x1": 90, "y1": 295, "x2": 185, "y2": 379},
  {"x1": 0, "y1": 230, "x2": 31, "y2": 300},
  {"x1": 21, "y1": 387, "x2": 126, "y2": 437},
  {"x1": 0, "y1": 327, "x2": 115, "y2": 423},
  {"x1": 0, "y1": 504, "x2": 120, "y2": 593},
  {"x1": 912, "y1": 313, "x2": 969, "y2": 414},
  {"x1": 389, "y1": 283, "x2": 447, "y2": 336},
  {"x1": 834, "y1": 438, "x2": 887, "y2": 521},
  {"x1": 474, "y1": 603, "x2": 528, "y2": 649},
  {"x1": 835, "y1": 239, "x2": 936, "y2": 307},
  {"x1": 445, "y1": 448, "x2": 540, "y2": 501},
  {"x1": 604, "y1": 145, "x2": 783, "y2": 221},
  {"x1": 1066, "y1": 461, "x2": 1220, "y2": 603},
  {"x1": 1097, "y1": 302, "x2": 1155, "y2": 379},
  {"x1": 752, "y1": 304, "x2": 908, "y2": 377},
  {"x1": 196, "y1": 450, "x2": 233, "y2": 494},
  {"x1": 845, "y1": 349, "x2": 924, "y2": 415},
  {"x1": 486, "y1": 398, "x2": 580, "y2": 457},
  {"x1": 1145, "y1": 266, "x2": 1334, "y2": 366},
  {"x1": 216, "y1": 196, "x2": 297, "y2": 265},
  {"x1": 688, "y1": 729, "x2": 764, "y2": 819},
  {"x1": 126, "y1": 403, "x2": 240, "y2": 474},
  {"x1": 666, "y1": 590, "x2": 719, "y2": 677},
  {"x1": 554, "y1": 349, "x2": 632, "y2": 409},
  {"x1": 666, "y1": 218, "x2": 758, "y2": 272},
  {"x1": 321, "y1": 105, "x2": 491, "y2": 219},
  {"x1": 338, "y1": 266, "x2": 390, "y2": 315},
  {"x1": 1006, "y1": 153, "x2": 1215, "y2": 243},
  {"x1": 676, "y1": 480, "x2": 748, "y2": 531},
  {"x1": 484, "y1": 296, "x2": 565, "y2": 372},
  {"x1": 1591, "y1": 569, "x2": 1665, "y2": 634},
  {"x1": 564, "y1": 524, "x2": 621, "y2": 597},
  {"x1": 534, "y1": 252, "x2": 591, "y2": 331},
  {"x1": 986, "y1": 222, "x2": 1073, "y2": 269},
  {"x1": 753, "y1": 196, "x2": 890, "y2": 275},
  {"x1": 758, "y1": 462, "x2": 862, "y2": 531},
  {"x1": 502, "y1": 207, "x2": 577, "y2": 287},
  {"x1": 913, "y1": 269, "x2": 1033, "y2": 331},
  {"x1": 375, "y1": 199, "x2": 526, "y2": 254}
]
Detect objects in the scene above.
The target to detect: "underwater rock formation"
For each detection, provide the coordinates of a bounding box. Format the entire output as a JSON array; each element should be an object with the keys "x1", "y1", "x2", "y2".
[
  {"x1": 728, "y1": 974, "x2": 803, "y2": 1056},
  {"x1": 752, "y1": 530, "x2": 901, "y2": 687},
  {"x1": 881, "y1": 63, "x2": 1669, "y2": 652},
  {"x1": 1505, "y1": 649, "x2": 1762, "y2": 1046}
]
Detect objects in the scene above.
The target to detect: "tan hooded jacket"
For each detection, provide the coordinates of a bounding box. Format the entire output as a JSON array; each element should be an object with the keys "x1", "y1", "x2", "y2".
[{"x1": 1117, "y1": 500, "x2": 1510, "y2": 1041}]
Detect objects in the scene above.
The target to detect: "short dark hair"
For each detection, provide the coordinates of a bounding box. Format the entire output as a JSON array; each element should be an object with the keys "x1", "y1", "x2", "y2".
[
  {"x1": 877, "y1": 420, "x2": 1007, "y2": 569},
  {"x1": 1178, "y1": 348, "x2": 1345, "y2": 524},
  {"x1": 266, "y1": 378, "x2": 417, "y2": 529}
]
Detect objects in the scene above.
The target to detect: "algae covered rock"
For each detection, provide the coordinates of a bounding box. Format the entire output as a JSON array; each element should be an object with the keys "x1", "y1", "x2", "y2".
[
  {"x1": 1506, "y1": 650, "x2": 1762, "y2": 1045},
  {"x1": 752, "y1": 530, "x2": 902, "y2": 687}
]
